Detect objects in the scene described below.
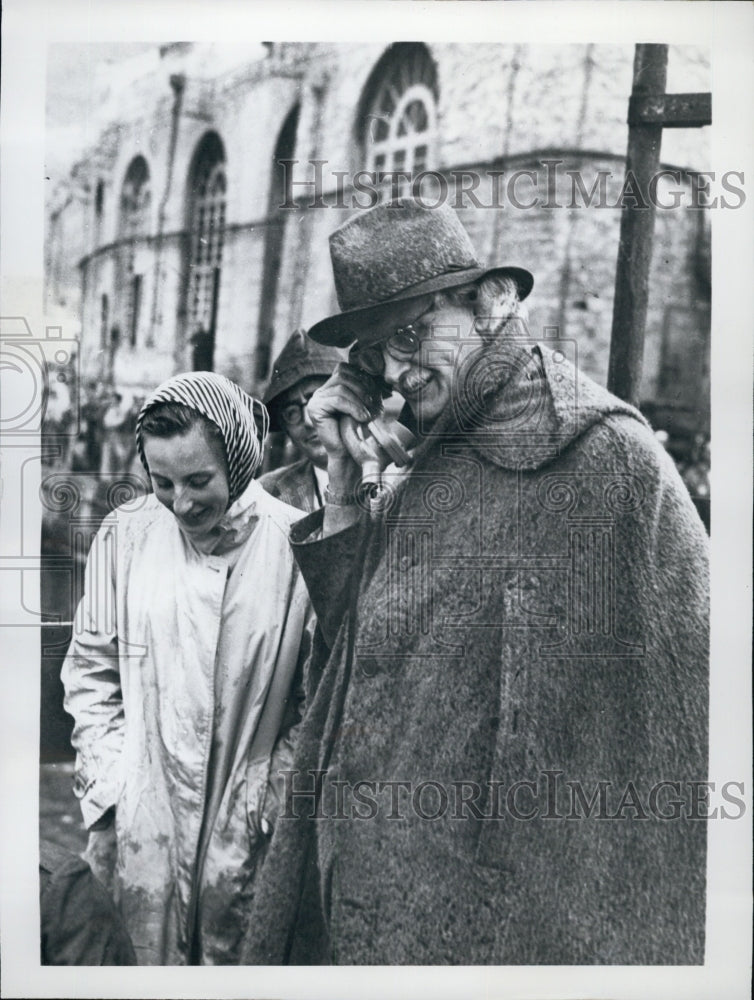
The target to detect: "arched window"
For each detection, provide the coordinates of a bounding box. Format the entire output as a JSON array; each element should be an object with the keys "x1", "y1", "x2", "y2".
[
  {"x1": 358, "y1": 44, "x2": 438, "y2": 190},
  {"x1": 120, "y1": 157, "x2": 150, "y2": 231},
  {"x1": 185, "y1": 133, "x2": 226, "y2": 371},
  {"x1": 118, "y1": 156, "x2": 151, "y2": 349}
]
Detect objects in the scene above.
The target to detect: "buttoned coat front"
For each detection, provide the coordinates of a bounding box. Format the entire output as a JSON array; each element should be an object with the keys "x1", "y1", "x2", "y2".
[
  {"x1": 62, "y1": 481, "x2": 311, "y2": 965},
  {"x1": 243, "y1": 341, "x2": 709, "y2": 966}
]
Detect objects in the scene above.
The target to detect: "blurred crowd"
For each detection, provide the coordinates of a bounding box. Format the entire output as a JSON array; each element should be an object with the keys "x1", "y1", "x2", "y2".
[
  {"x1": 40, "y1": 378, "x2": 150, "y2": 639},
  {"x1": 654, "y1": 427, "x2": 710, "y2": 530},
  {"x1": 43, "y1": 377, "x2": 146, "y2": 481}
]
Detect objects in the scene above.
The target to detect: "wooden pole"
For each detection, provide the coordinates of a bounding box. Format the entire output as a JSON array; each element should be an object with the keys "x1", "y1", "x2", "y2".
[{"x1": 607, "y1": 44, "x2": 668, "y2": 405}]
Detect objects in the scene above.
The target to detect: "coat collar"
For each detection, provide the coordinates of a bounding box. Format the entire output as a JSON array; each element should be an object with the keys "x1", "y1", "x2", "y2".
[
  {"x1": 180, "y1": 479, "x2": 262, "y2": 555},
  {"x1": 399, "y1": 326, "x2": 648, "y2": 472}
]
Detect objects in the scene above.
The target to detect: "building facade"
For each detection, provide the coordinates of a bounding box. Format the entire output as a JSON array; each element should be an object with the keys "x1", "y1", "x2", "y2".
[{"x1": 46, "y1": 41, "x2": 711, "y2": 437}]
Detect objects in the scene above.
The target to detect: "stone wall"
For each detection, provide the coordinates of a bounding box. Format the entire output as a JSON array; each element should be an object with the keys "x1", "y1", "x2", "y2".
[{"x1": 47, "y1": 41, "x2": 710, "y2": 426}]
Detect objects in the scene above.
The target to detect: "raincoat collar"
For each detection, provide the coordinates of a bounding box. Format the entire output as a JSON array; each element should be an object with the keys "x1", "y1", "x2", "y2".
[
  {"x1": 179, "y1": 479, "x2": 262, "y2": 555},
  {"x1": 397, "y1": 322, "x2": 648, "y2": 472}
]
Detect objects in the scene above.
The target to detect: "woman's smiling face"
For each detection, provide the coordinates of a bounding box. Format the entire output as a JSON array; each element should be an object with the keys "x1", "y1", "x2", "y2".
[{"x1": 142, "y1": 422, "x2": 230, "y2": 538}]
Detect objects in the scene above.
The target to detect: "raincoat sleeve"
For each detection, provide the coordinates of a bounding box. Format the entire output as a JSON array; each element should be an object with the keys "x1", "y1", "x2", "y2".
[{"x1": 61, "y1": 520, "x2": 125, "y2": 830}]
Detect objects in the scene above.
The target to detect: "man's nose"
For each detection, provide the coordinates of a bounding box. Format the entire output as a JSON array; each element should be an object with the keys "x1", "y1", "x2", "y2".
[
  {"x1": 381, "y1": 352, "x2": 414, "y2": 386},
  {"x1": 302, "y1": 403, "x2": 315, "y2": 429}
]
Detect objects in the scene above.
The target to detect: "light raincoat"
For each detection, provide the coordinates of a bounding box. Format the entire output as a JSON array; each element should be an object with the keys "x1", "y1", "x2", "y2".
[{"x1": 62, "y1": 479, "x2": 311, "y2": 964}]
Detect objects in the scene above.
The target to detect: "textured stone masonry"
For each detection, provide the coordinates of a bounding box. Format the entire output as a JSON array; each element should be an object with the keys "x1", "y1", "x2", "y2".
[{"x1": 46, "y1": 42, "x2": 710, "y2": 423}]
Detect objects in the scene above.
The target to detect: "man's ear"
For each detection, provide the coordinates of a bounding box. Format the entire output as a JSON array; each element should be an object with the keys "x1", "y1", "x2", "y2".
[
  {"x1": 474, "y1": 285, "x2": 528, "y2": 343},
  {"x1": 473, "y1": 290, "x2": 513, "y2": 341}
]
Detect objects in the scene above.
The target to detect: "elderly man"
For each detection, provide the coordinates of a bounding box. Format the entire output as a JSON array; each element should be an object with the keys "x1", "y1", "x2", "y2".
[
  {"x1": 259, "y1": 330, "x2": 343, "y2": 512},
  {"x1": 244, "y1": 199, "x2": 709, "y2": 966}
]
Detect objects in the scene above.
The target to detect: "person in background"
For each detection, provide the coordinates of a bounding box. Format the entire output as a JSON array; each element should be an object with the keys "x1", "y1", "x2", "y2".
[
  {"x1": 80, "y1": 379, "x2": 106, "y2": 472},
  {"x1": 62, "y1": 372, "x2": 312, "y2": 965},
  {"x1": 258, "y1": 330, "x2": 344, "y2": 512},
  {"x1": 99, "y1": 390, "x2": 131, "y2": 475}
]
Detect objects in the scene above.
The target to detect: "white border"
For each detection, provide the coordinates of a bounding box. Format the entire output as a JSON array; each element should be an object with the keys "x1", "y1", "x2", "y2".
[{"x1": 1, "y1": 2, "x2": 752, "y2": 998}]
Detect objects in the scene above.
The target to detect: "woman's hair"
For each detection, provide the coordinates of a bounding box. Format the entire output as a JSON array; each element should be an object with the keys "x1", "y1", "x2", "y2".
[
  {"x1": 140, "y1": 402, "x2": 226, "y2": 457},
  {"x1": 434, "y1": 274, "x2": 528, "y2": 342}
]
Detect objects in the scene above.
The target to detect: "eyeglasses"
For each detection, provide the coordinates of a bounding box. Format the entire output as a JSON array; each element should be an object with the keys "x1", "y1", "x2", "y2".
[
  {"x1": 349, "y1": 325, "x2": 422, "y2": 377},
  {"x1": 278, "y1": 390, "x2": 319, "y2": 426},
  {"x1": 279, "y1": 402, "x2": 308, "y2": 426}
]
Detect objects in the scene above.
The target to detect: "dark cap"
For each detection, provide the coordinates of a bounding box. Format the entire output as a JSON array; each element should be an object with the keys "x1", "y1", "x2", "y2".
[{"x1": 263, "y1": 329, "x2": 344, "y2": 430}]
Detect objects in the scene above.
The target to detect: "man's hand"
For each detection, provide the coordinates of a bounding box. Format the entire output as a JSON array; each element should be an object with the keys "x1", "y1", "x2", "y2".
[
  {"x1": 307, "y1": 363, "x2": 385, "y2": 534},
  {"x1": 306, "y1": 362, "x2": 383, "y2": 465}
]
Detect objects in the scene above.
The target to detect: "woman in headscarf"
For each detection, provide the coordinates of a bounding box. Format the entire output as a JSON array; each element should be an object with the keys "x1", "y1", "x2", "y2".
[{"x1": 62, "y1": 372, "x2": 312, "y2": 965}]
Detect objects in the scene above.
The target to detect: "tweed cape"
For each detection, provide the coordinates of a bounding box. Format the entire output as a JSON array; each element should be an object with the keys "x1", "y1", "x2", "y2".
[{"x1": 242, "y1": 339, "x2": 709, "y2": 965}]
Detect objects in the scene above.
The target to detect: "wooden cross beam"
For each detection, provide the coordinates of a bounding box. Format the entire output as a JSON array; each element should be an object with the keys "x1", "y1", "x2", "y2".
[{"x1": 607, "y1": 44, "x2": 711, "y2": 405}]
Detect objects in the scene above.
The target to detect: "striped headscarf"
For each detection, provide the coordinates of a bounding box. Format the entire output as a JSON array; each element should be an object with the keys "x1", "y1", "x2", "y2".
[{"x1": 135, "y1": 372, "x2": 269, "y2": 505}]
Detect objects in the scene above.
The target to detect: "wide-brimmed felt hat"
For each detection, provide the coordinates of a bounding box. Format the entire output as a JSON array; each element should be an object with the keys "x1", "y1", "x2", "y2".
[
  {"x1": 263, "y1": 329, "x2": 344, "y2": 430},
  {"x1": 308, "y1": 198, "x2": 534, "y2": 348}
]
